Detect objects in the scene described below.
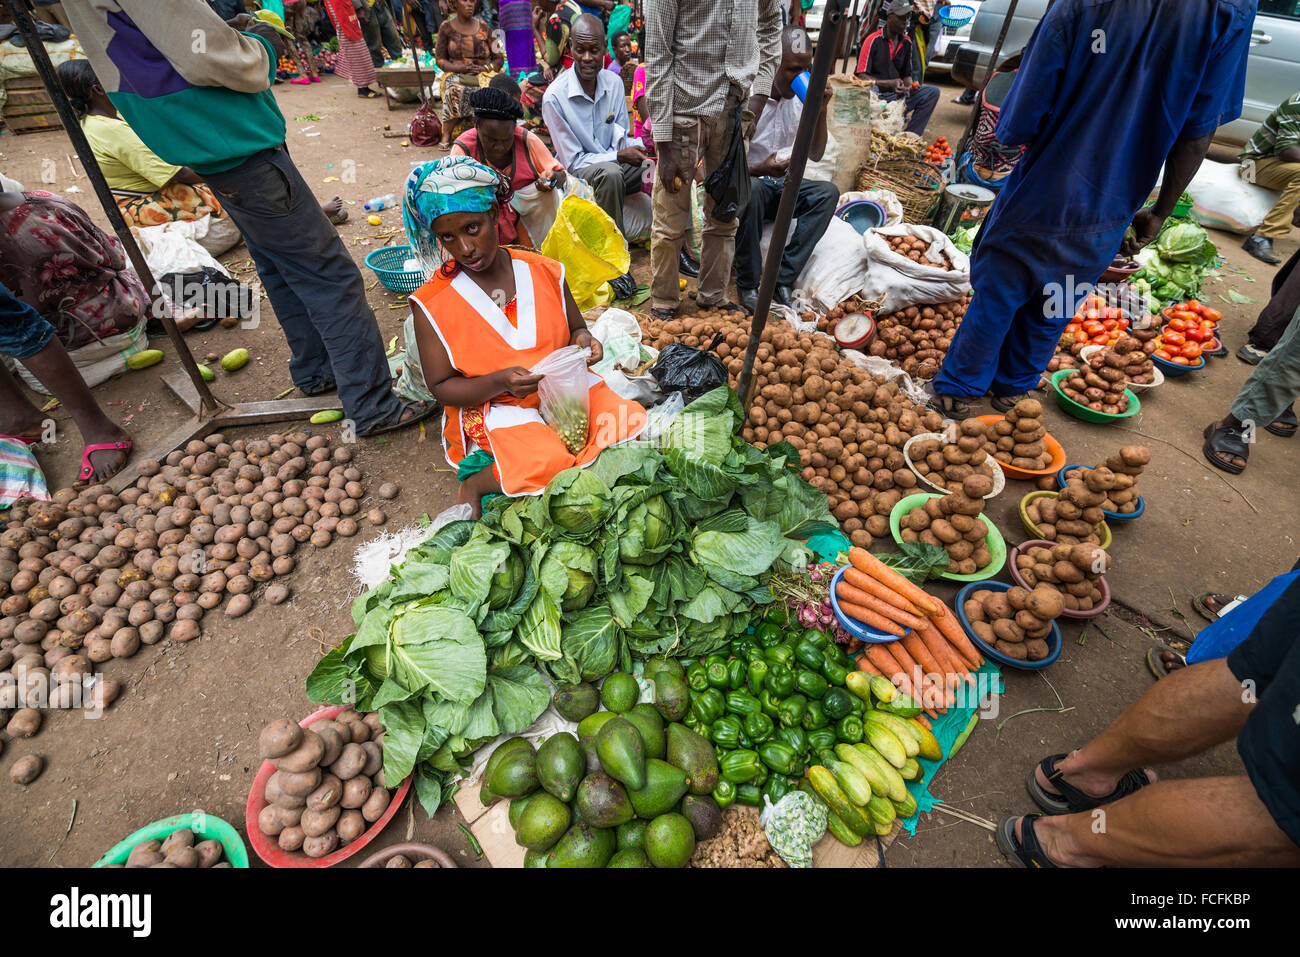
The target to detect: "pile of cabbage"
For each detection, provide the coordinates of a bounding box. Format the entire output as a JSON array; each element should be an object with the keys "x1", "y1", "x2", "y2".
[
  {"x1": 1131, "y1": 221, "x2": 1219, "y2": 311},
  {"x1": 306, "y1": 387, "x2": 836, "y2": 812}
]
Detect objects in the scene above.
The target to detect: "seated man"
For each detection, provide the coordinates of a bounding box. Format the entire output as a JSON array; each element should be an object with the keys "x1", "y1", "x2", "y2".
[
  {"x1": 541, "y1": 13, "x2": 649, "y2": 298},
  {"x1": 855, "y1": 0, "x2": 938, "y2": 137},
  {"x1": 736, "y1": 26, "x2": 839, "y2": 313},
  {"x1": 1239, "y1": 90, "x2": 1300, "y2": 265}
]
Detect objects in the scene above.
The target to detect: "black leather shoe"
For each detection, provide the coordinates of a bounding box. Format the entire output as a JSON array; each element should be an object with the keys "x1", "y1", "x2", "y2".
[
  {"x1": 774, "y1": 284, "x2": 793, "y2": 306},
  {"x1": 678, "y1": 248, "x2": 700, "y2": 277},
  {"x1": 610, "y1": 272, "x2": 637, "y2": 300},
  {"x1": 1243, "y1": 235, "x2": 1282, "y2": 265},
  {"x1": 737, "y1": 288, "x2": 758, "y2": 315}
]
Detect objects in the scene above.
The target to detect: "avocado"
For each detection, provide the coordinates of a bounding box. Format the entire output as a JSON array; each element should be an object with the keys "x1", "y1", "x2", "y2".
[
  {"x1": 627, "y1": 758, "x2": 690, "y2": 819},
  {"x1": 553, "y1": 682, "x2": 600, "y2": 722},
  {"x1": 680, "y1": 794, "x2": 724, "y2": 841},
  {"x1": 576, "y1": 710, "x2": 617, "y2": 740},
  {"x1": 483, "y1": 736, "x2": 533, "y2": 793},
  {"x1": 523, "y1": 849, "x2": 549, "y2": 868},
  {"x1": 596, "y1": 716, "x2": 647, "y2": 790},
  {"x1": 508, "y1": 792, "x2": 539, "y2": 831},
  {"x1": 574, "y1": 770, "x2": 634, "y2": 827},
  {"x1": 644, "y1": 812, "x2": 696, "y2": 869},
  {"x1": 578, "y1": 734, "x2": 601, "y2": 773},
  {"x1": 653, "y1": 671, "x2": 690, "y2": 721},
  {"x1": 666, "y1": 722, "x2": 719, "y2": 795},
  {"x1": 536, "y1": 731, "x2": 584, "y2": 803},
  {"x1": 616, "y1": 818, "x2": 648, "y2": 851},
  {"x1": 480, "y1": 785, "x2": 497, "y2": 807},
  {"x1": 547, "y1": 821, "x2": 617, "y2": 868},
  {"x1": 488, "y1": 746, "x2": 539, "y2": 798},
  {"x1": 607, "y1": 848, "x2": 651, "y2": 867},
  {"x1": 600, "y1": 671, "x2": 639, "y2": 713},
  {"x1": 622, "y1": 705, "x2": 665, "y2": 760},
  {"x1": 516, "y1": 791, "x2": 571, "y2": 852},
  {"x1": 642, "y1": 657, "x2": 685, "y2": 683}
]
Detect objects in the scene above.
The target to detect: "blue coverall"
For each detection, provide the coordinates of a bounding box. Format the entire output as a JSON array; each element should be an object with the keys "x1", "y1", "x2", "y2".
[{"x1": 933, "y1": 0, "x2": 1255, "y2": 400}]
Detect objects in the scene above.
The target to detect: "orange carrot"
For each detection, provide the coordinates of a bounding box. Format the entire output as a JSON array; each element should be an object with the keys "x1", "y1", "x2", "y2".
[
  {"x1": 918, "y1": 622, "x2": 970, "y2": 680},
  {"x1": 843, "y1": 566, "x2": 924, "y2": 616},
  {"x1": 848, "y1": 547, "x2": 943, "y2": 617},
  {"x1": 933, "y1": 600, "x2": 984, "y2": 668},
  {"x1": 902, "y1": 633, "x2": 944, "y2": 682},
  {"x1": 915, "y1": 713, "x2": 932, "y2": 730},
  {"x1": 865, "y1": 644, "x2": 915, "y2": 697},
  {"x1": 856, "y1": 656, "x2": 882, "y2": 675},
  {"x1": 838, "y1": 600, "x2": 905, "y2": 637},
  {"x1": 886, "y1": 640, "x2": 923, "y2": 690},
  {"x1": 835, "y1": 581, "x2": 928, "y2": 630}
]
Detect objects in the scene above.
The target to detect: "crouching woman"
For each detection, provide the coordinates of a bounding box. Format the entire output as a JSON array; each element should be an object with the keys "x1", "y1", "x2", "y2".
[{"x1": 405, "y1": 157, "x2": 646, "y2": 516}]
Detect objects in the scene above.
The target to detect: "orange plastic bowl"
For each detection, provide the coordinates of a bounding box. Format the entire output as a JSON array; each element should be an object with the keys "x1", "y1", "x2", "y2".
[{"x1": 976, "y1": 414, "x2": 1067, "y2": 480}]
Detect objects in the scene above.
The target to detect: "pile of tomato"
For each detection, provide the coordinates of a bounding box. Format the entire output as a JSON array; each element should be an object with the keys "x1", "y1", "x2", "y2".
[
  {"x1": 1062, "y1": 294, "x2": 1132, "y2": 347},
  {"x1": 1150, "y1": 299, "x2": 1222, "y2": 366},
  {"x1": 924, "y1": 137, "x2": 953, "y2": 163}
]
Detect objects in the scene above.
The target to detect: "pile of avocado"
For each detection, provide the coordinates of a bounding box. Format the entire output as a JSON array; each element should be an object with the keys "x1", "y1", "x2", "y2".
[{"x1": 481, "y1": 659, "x2": 721, "y2": 868}]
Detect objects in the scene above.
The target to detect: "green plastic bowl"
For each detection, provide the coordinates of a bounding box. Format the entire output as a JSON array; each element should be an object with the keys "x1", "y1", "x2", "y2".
[
  {"x1": 888, "y1": 492, "x2": 1007, "y2": 583},
  {"x1": 1018, "y1": 490, "x2": 1112, "y2": 550},
  {"x1": 1050, "y1": 369, "x2": 1141, "y2": 424},
  {"x1": 93, "y1": 813, "x2": 249, "y2": 868}
]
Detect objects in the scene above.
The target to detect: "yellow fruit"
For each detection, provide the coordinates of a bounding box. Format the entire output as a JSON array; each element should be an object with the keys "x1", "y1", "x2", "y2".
[
  {"x1": 127, "y1": 349, "x2": 164, "y2": 370},
  {"x1": 197, "y1": 364, "x2": 215, "y2": 382},
  {"x1": 678, "y1": 278, "x2": 687, "y2": 290},
  {"x1": 367, "y1": 214, "x2": 382, "y2": 226},
  {"x1": 310, "y1": 410, "x2": 344, "y2": 424},
  {"x1": 220, "y1": 348, "x2": 249, "y2": 372}
]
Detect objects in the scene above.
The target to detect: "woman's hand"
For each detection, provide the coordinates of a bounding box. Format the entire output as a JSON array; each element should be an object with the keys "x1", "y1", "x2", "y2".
[
  {"x1": 495, "y1": 367, "x2": 544, "y2": 397},
  {"x1": 571, "y1": 329, "x2": 602, "y2": 365}
]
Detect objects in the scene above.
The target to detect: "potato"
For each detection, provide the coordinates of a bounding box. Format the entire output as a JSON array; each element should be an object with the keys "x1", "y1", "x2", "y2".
[
  {"x1": 277, "y1": 826, "x2": 306, "y2": 853},
  {"x1": 361, "y1": 784, "x2": 391, "y2": 823},
  {"x1": 274, "y1": 766, "x2": 322, "y2": 797},
  {"x1": 6, "y1": 707, "x2": 41, "y2": 738},
  {"x1": 127, "y1": 840, "x2": 164, "y2": 868},
  {"x1": 340, "y1": 773, "x2": 373, "y2": 810},
  {"x1": 995, "y1": 638, "x2": 1029, "y2": 660},
  {"x1": 1005, "y1": 586, "x2": 1030, "y2": 612},
  {"x1": 260, "y1": 718, "x2": 303, "y2": 760},
  {"x1": 330, "y1": 742, "x2": 367, "y2": 781},
  {"x1": 983, "y1": 594, "x2": 1013, "y2": 621},
  {"x1": 224, "y1": 594, "x2": 252, "y2": 618},
  {"x1": 266, "y1": 772, "x2": 306, "y2": 808},
  {"x1": 193, "y1": 838, "x2": 224, "y2": 867},
  {"x1": 360, "y1": 741, "x2": 383, "y2": 777},
  {"x1": 168, "y1": 620, "x2": 200, "y2": 643},
  {"x1": 336, "y1": 809, "x2": 366, "y2": 844},
  {"x1": 258, "y1": 803, "x2": 302, "y2": 836},
  {"x1": 164, "y1": 846, "x2": 199, "y2": 868},
  {"x1": 300, "y1": 805, "x2": 342, "y2": 838},
  {"x1": 139, "y1": 620, "x2": 165, "y2": 645},
  {"x1": 274, "y1": 729, "x2": 325, "y2": 773},
  {"x1": 992, "y1": 619, "x2": 1026, "y2": 643}
]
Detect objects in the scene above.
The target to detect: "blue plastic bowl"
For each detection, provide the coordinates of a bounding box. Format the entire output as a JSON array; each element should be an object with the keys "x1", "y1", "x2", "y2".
[
  {"x1": 836, "y1": 200, "x2": 887, "y2": 234},
  {"x1": 1055, "y1": 463, "x2": 1146, "y2": 522},
  {"x1": 954, "y1": 581, "x2": 1063, "y2": 671},
  {"x1": 830, "y1": 565, "x2": 907, "y2": 644},
  {"x1": 1150, "y1": 352, "x2": 1205, "y2": 378}
]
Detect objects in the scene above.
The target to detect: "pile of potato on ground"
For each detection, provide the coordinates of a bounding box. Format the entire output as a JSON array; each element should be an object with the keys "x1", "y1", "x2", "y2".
[
  {"x1": 898, "y1": 476, "x2": 995, "y2": 575},
  {"x1": 258, "y1": 709, "x2": 394, "y2": 859},
  {"x1": 1061, "y1": 446, "x2": 1149, "y2": 515},
  {"x1": 1049, "y1": 336, "x2": 1155, "y2": 386},
  {"x1": 883, "y1": 233, "x2": 957, "y2": 271},
  {"x1": 866, "y1": 297, "x2": 969, "y2": 380},
  {"x1": 907, "y1": 418, "x2": 998, "y2": 493},
  {"x1": 112, "y1": 828, "x2": 232, "y2": 868},
  {"x1": 1056, "y1": 361, "x2": 1132, "y2": 414},
  {"x1": 984, "y1": 399, "x2": 1053, "y2": 471},
  {"x1": 964, "y1": 585, "x2": 1063, "y2": 661},
  {"x1": 1026, "y1": 475, "x2": 1117, "y2": 546},
  {"x1": 639, "y1": 311, "x2": 947, "y2": 547},
  {"x1": 1014, "y1": 542, "x2": 1109, "y2": 613}
]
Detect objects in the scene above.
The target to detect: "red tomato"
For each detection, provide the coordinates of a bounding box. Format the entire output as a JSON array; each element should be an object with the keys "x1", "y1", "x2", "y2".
[
  {"x1": 1155, "y1": 348, "x2": 1173, "y2": 360},
  {"x1": 1203, "y1": 307, "x2": 1222, "y2": 322},
  {"x1": 1184, "y1": 325, "x2": 1211, "y2": 342},
  {"x1": 1163, "y1": 330, "x2": 1187, "y2": 347},
  {"x1": 1187, "y1": 299, "x2": 1202, "y2": 313},
  {"x1": 1083, "y1": 320, "x2": 1105, "y2": 336},
  {"x1": 1168, "y1": 317, "x2": 1190, "y2": 332},
  {"x1": 1182, "y1": 342, "x2": 1203, "y2": 360},
  {"x1": 1171, "y1": 355, "x2": 1191, "y2": 365}
]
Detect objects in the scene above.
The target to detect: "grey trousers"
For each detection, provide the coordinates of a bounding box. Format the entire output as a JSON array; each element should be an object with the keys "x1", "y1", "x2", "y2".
[
  {"x1": 1231, "y1": 302, "x2": 1300, "y2": 428},
  {"x1": 572, "y1": 159, "x2": 648, "y2": 237}
]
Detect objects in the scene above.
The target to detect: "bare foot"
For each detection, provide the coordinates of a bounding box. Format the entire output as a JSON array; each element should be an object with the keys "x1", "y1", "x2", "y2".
[
  {"x1": 79, "y1": 426, "x2": 132, "y2": 483},
  {"x1": 322, "y1": 196, "x2": 347, "y2": 225}
]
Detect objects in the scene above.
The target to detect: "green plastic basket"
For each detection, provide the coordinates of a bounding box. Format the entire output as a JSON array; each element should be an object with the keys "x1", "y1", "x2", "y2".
[
  {"x1": 888, "y1": 492, "x2": 1007, "y2": 583},
  {"x1": 1050, "y1": 369, "x2": 1141, "y2": 424},
  {"x1": 364, "y1": 245, "x2": 427, "y2": 293},
  {"x1": 93, "y1": 813, "x2": 249, "y2": 868}
]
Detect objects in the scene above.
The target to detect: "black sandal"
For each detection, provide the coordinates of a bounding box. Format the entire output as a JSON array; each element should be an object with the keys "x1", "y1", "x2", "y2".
[
  {"x1": 650, "y1": 307, "x2": 678, "y2": 321},
  {"x1": 990, "y1": 391, "x2": 1033, "y2": 413},
  {"x1": 1146, "y1": 647, "x2": 1186, "y2": 680},
  {"x1": 1192, "y1": 591, "x2": 1247, "y2": 622},
  {"x1": 299, "y1": 377, "x2": 337, "y2": 397},
  {"x1": 1202, "y1": 421, "x2": 1249, "y2": 474},
  {"x1": 357, "y1": 398, "x2": 439, "y2": 438},
  {"x1": 1027, "y1": 752, "x2": 1153, "y2": 815},
  {"x1": 997, "y1": 815, "x2": 1057, "y2": 868},
  {"x1": 701, "y1": 301, "x2": 747, "y2": 315},
  {"x1": 921, "y1": 384, "x2": 971, "y2": 418},
  {"x1": 1265, "y1": 403, "x2": 1297, "y2": 438}
]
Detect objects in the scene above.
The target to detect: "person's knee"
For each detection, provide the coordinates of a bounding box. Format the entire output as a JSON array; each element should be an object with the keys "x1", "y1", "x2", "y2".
[
  {"x1": 807, "y1": 179, "x2": 840, "y2": 210},
  {"x1": 916, "y1": 85, "x2": 939, "y2": 106}
]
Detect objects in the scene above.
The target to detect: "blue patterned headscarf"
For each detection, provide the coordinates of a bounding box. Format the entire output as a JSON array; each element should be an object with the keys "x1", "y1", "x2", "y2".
[{"x1": 403, "y1": 156, "x2": 508, "y2": 275}]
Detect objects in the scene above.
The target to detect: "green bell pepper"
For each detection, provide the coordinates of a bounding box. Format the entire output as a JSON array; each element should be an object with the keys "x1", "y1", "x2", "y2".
[
  {"x1": 835, "y1": 714, "x2": 864, "y2": 744},
  {"x1": 725, "y1": 689, "x2": 762, "y2": 718},
  {"x1": 731, "y1": 638, "x2": 755, "y2": 659},
  {"x1": 727, "y1": 658, "x2": 747, "y2": 691},
  {"x1": 822, "y1": 687, "x2": 854, "y2": 721},
  {"x1": 691, "y1": 687, "x2": 726, "y2": 725},
  {"x1": 765, "y1": 663, "x2": 795, "y2": 698},
  {"x1": 763, "y1": 643, "x2": 795, "y2": 668},
  {"x1": 759, "y1": 689, "x2": 783, "y2": 719},
  {"x1": 763, "y1": 774, "x2": 792, "y2": 805},
  {"x1": 712, "y1": 779, "x2": 736, "y2": 809},
  {"x1": 778, "y1": 693, "x2": 807, "y2": 727},
  {"x1": 720, "y1": 749, "x2": 762, "y2": 783},
  {"x1": 849, "y1": 693, "x2": 866, "y2": 714},
  {"x1": 794, "y1": 639, "x2": 826, "y2": 671},
  {"x1": 704, "y1": 653, "x2": 726, "y2": 669},
  {"x1": 754, "y1": 622, "x2": 785, "y2": 648},
  {"x1": 764, "y1": 604, "x2": 790, "y2": 627},
  {"x1": 816, "y1": 749, "x2": 837, "y2": 767},
  {"x1": 742, "y1": 645, "x2": 767, "y2": 665},
  {"x1": 744, "y1": 711, "x2": 774, "y2": 744},
  {"x1": 735, "y1": 784, "x2": 763, "y2": 806},
  {"x1": 683, "y1": 712, "x2": 703, "y2": 734},
  {"x1": 705, "y1": 660, "x2": 730, "y2": 690},
  {"x1": 795, "y1": 668, "x2": 829, "y2": 700},
  {"x1": 759, "y1": 741, "x2": 801, "y2": 776},
  {"x1": 736, "y1": 727, "x2": 753, "y2": 749},
  {"x1": 801, "y1": 628, "x2": 830, "y2": 649},
  {"x1": 821, "y1": 657, "x2": 851, "y2": 687},
  {"x1": 747, "y1": 658, "x2": 769, "y2": 695},
  {"x1": 807, "y1": 727, "x2": 838, "y2": 752},
  {"x1": 686, "y1": 662, "x2": 709, "y2": 693},
  {"x1": 801, "y1": 700, "x2": 829, "y2": 731},
  {"x1": 776, "y1": 725, "x2": 808, "y2": 755},
  {"x1": 710, "y1": 715, "x2": 742, "y2": 749},
  {"x1": 749, "y1": 762, "x2": 768, "y2": 787}
]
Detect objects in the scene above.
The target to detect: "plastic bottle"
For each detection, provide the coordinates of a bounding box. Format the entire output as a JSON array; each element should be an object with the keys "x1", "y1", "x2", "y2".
[{"x1": 364, "y1": 193, "x2": 397, "y2": 211}]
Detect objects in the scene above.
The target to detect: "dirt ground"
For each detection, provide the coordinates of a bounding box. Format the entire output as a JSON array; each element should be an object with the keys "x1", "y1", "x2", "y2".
[{"x1": 0, "y1": 70, "x2": 1295, "y2": 868}]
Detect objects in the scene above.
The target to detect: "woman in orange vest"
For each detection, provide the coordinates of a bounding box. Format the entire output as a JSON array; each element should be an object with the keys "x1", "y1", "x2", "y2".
[{"x1": 404, "y1": 156, "x2": 647, "y2": 515}]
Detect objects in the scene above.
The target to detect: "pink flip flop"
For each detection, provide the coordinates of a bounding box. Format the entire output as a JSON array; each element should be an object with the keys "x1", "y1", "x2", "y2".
[
  {"x1": 310, "y1": 76, "x2": 322, "y2": 82},
  {"x1": 290, "y1": 77, "x2": 312, "y2": 85},
  {"x1": 76, "y1": 439, "x2": 132, "y2": 485}
]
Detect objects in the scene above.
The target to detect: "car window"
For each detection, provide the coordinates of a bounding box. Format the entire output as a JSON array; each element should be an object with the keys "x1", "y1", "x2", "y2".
[{"x1": 1257, "y1": 0, "x2": 1300, "y2": 19}]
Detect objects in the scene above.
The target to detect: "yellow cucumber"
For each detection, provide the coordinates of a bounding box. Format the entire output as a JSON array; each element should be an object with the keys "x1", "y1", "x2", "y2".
[
  {"x1": 863, "y1": 721, "x2": 908, "y2": 769},
  {"x1": 900, "y1": 757, "x2": 921, "y2": 780},
  {"x1": 907, "y1": 717, "x2": 944, "y2": 761},
  {"x1": 875, "y1": 819, "x2": 894, "y2": 836},
  {"x1": 220, "y1": 347, "x2": 249, "y2": 371},
  {"x1": 865, "y1": 711, "x2": 920, "y2": 758},
  {"x1": 196, "y1": 363, "x2": 215, "y2": 381},
  {"x1": 845, "y1": 671, "x2": 874, "y2": 703},
  {"x1": 868, "y1": 674, "x2": 898, "y2": 703},
  {"x1": 808, "y1": 766, "x2": 873, "y2": 837},
  {"x1": 853, "y1": 744, "x2": 907, "y2": 802},
  {"x1": 826, "y1": 811, "x2": 862, "y2": 847},
  {"x1": 835, "y1": 743, "x2": 888, "y2": 797},
  {"x1": 866, "y1": 793, "x2": 897, "y2": 828},
  {"x1": 310, "y1": 409, "x2": 344, "y2": 424},
  {"x1": 892, "y1": 791, "x2": 918, "y2": 818},
  {"x1": 829, "y1": 759, "x2": 873, "y2": 807},
  {"x1": 127, "y1": 349, "x2": 163, "y2": 370}
]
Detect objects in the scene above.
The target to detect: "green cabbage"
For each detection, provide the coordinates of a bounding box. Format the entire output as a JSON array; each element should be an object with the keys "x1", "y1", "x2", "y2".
[
  {"x1": 1156, "y1": 222, "x2": 1209, "y2": 263},
  {"x1": 486, "y1": 549, "x2": 524, "y2": 609},
  {"x1": 543, "y1": 467, "x2": 611, "y2": 538},
  {"x1": 539, "y1": 540, "x2": 598, "y2": 611},
  {"x1": 619, "y1": 493, "x2": 674, "y2": 565}
]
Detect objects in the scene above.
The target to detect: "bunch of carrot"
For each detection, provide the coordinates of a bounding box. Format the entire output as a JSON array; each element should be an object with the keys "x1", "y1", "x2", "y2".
[{"x1": 835, "y1": 547, "x2": 985, "y2": 717}]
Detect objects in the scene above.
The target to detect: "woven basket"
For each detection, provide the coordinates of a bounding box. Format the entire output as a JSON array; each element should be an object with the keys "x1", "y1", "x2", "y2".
[{"x1": 856, "y1": 160, "x2": 944, "y2": 223}]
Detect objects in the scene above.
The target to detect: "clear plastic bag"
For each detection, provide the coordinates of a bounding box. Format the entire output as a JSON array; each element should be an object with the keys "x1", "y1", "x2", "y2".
[
  {"x1": 530, "y1": 345, "x2": 591, "y2": 454},
  {"x1": 760, "y1": 791, "x2": 827, "y2": 868}
]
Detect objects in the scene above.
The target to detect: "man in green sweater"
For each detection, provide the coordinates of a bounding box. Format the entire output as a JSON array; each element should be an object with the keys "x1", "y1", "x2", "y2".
[{"x1": 60, "y1": 0, "x2": 433, "y2": 436}]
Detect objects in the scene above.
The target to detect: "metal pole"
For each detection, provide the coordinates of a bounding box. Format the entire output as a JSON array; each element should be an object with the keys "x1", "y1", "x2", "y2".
[
  {"x1": 737, "y1": 0, "x2": 849, "y2": 410},
  {"x1": 6, "y1": 0, "x2": 226, "y2": 419}
]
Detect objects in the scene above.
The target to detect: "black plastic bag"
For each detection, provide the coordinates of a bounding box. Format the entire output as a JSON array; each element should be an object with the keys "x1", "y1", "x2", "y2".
[
  {"x1": 703, "y1": 104, "x2": 750, "y2": 224},
  {"x1": 649, "y1": 336, "x2": 727, "y2": 402}
]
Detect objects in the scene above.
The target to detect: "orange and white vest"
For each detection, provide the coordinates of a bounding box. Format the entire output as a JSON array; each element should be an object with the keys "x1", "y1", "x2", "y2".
[{"x1": 410, "y1": 248, "x2": 647, "y2": 496}]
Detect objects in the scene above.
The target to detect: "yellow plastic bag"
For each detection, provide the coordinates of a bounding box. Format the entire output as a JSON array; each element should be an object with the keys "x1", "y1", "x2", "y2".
[{"x1": 540, "y1": 195, "x2": 630, "y2": 311}]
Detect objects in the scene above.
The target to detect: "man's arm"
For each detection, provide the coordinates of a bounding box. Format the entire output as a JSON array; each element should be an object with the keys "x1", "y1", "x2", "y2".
[
  {"x1": 748, "y1": 0, "x2": 782, "y2": 132},
  {"x1": 1123, "y1": 132, "x2": 1213, "y2": 253},
  {"x1": 810, "y1": 90, "x2": 830, "y2": 163},
  {"x1": 115, "y1": 0, "x2": 278, "y2": 93},
  {"x1": 541, "y1": 92, "x2": 613, "y2": 168},
  {"x1": 644, "y1": 0, "x2": 676, "y2": 137}
]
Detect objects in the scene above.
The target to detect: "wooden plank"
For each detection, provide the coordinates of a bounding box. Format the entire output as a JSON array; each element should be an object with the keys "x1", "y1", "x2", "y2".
[
  {"x1": 4, "y1": 112, "x2": 61, "y2": 132},
  {"x1": 5, "y1": 89, "x2": 54, "y2": 108},
  {"x1": 453, "y1": 781, "x2": 493, "y2": 826},
  {"x1": 811, "y1": 821, "x2": 897, "y2": 867},
  {"x1": 470, "y1": 801, "x2": 526, "y2": 868}
]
